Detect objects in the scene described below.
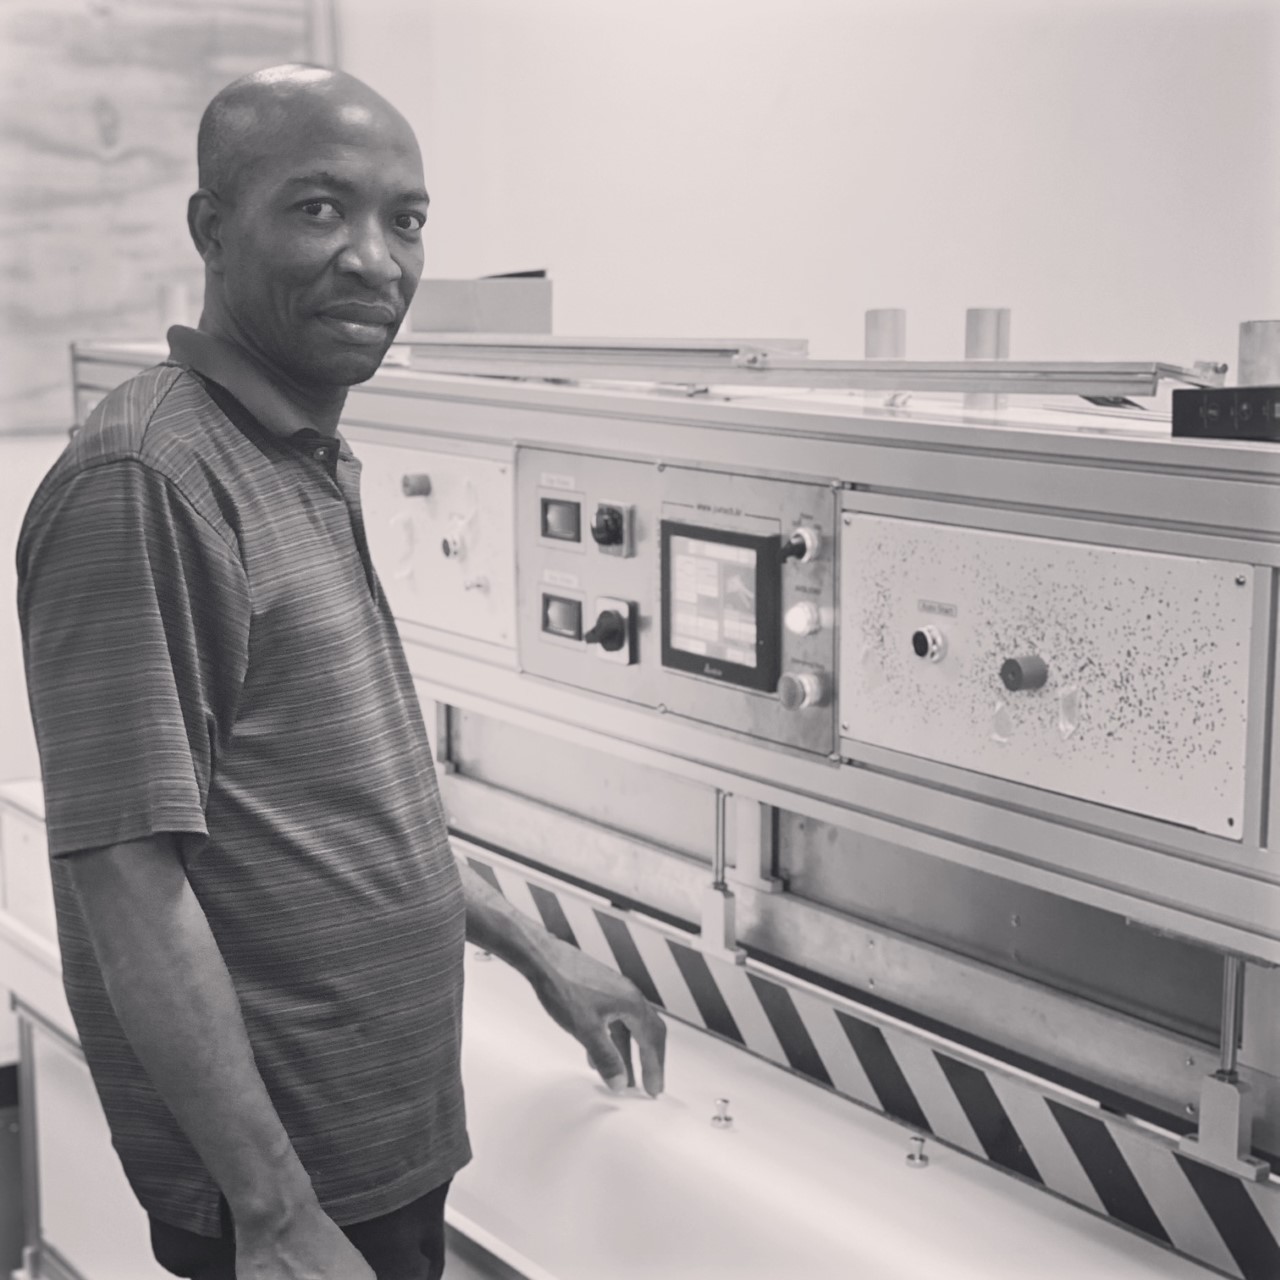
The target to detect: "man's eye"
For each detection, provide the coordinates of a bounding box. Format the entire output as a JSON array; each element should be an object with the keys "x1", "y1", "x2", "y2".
[
  {"x1": 394, "y1": 212, "x2": 426, "y2": 232},
  {"x1": 300, "y1": 200, "x2": 339, "y2": 219}
]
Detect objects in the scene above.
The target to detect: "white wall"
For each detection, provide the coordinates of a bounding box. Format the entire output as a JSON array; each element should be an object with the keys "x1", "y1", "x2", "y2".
[
  {"x1": 1, "y1": 437, "x2": 66, "y2": 785},
  {"x1": 338, "y1": 0, "x2": 1279, "y2": 369}
]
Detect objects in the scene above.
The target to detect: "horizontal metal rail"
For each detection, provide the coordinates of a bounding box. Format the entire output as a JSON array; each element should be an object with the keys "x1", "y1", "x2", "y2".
[{"x1": 396, "y1": 336, "x2": 1227, "y2": 397}]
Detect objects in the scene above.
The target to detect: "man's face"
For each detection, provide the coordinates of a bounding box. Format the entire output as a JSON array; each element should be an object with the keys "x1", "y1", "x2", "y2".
[{"x1": 216, "y1": 106, "x2": 427, "y2": 388}]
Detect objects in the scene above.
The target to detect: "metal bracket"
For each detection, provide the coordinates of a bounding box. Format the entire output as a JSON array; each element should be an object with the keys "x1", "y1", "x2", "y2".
[
  {"x1": 1178, "y1": 957, "x2": 1269, "y2": 1180},
  {"x1": 701, "y1": 792, "x2": 747, "y2": 965}
]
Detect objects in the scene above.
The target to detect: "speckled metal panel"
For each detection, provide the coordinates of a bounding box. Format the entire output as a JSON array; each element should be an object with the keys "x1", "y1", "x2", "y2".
[{"x1": 839, "y1": 514, "x2": 1253, "y2": 838}]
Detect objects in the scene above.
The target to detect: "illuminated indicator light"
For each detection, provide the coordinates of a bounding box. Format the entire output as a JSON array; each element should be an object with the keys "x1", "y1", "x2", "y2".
[
  {"x1": 541, "y1": 498, "x2": 582, "y2": 542},
  {"x1": 541, "y1": 594, "x2": 583, "y2": 639}
]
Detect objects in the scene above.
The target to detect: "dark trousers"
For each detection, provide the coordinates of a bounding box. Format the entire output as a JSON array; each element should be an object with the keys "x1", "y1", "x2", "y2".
[{"x1": 150, "y1": 1182, "x2": 451, "y2": 1280}]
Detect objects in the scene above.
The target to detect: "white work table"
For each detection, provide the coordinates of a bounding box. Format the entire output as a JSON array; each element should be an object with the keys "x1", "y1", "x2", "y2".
[
  {"x1": 453, "y1": 947, "x2": 1210, "y2": 1280},
  {"x1": 0, "y1": 780, "x2": 1213, "y2": 1279}
]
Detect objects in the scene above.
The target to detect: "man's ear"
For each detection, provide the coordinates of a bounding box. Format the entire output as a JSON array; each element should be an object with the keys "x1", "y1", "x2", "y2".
[{"x1": 188, "y1": 189, "x2": 225, "y2": 271}]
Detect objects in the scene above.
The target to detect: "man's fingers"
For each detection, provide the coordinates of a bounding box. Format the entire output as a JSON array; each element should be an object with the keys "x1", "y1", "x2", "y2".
[
  {"x1": 583, "y1": 1022, "x2": 628, "y2": 1092},
  {"x1": 609, "y1": 1020, "x2": 636, "y2": 1089},
  {"x1": 623, "y1": 1008, "x2": 667, "y2": 1097}
]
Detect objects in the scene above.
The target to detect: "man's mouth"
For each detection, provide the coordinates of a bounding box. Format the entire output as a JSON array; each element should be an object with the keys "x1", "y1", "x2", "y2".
[{"x1": 317, "y1": 302, "x2": 400, "y2": 345}]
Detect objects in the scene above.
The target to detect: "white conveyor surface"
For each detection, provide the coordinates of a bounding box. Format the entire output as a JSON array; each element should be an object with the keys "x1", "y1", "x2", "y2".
[{"x1": 451, "y1": 947, "x2": 1209, "y2": 1280}]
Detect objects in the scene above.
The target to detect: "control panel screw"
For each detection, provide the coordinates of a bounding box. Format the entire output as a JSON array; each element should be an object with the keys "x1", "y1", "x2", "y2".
[
  {"x1": 711, "y1": 1098, "x2": 733, "y2": 1129},
  {"x1": 843, "y1": 513, "x2": 853, "y2": 526},
  {"x1": 657, "y1": 703, "x2": 668, "y2": 715},
  {"x1": 1185, "y1": 1056, "x2": 1196, "y2": 1068},
  {"x1": 907, "y1": 1135, "x2": 929, "y2": 1168},
  {"x1": 1185, "y1": 1103, "x2": 1198, "y2": 1116},
  {"x1": 1236, "y1": 574, "x2": 1247, "y2": 586}
]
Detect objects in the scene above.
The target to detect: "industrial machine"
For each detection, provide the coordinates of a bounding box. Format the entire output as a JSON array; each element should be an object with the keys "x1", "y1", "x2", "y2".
[{"x1": 3, "y1": 331, "x2": 1278, "y2": 1278}]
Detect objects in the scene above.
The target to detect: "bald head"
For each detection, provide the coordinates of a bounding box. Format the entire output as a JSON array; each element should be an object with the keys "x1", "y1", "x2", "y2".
[
  {"x1": 197, "y1": 64, "x2": 418, "y2": 203},
  {"x1": 188, "y1": 65, "x2": 428, "y2": 404}
]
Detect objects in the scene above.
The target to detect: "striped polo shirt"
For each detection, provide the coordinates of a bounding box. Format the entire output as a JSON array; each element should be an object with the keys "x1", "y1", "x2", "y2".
[{"x1": 16, "y1": 327, "x2": 470, "y2": 1235}]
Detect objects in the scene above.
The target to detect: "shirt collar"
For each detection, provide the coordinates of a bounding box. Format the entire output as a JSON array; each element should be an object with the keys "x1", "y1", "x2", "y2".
[{"x1": 166, "y1": 325, "x2": 342, "y2": 446}]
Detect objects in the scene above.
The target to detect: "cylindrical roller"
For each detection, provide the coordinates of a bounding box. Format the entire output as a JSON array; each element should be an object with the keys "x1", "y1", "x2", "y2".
[
  {"x1": 964, "y1": 307, "x2": 1011, "y2": 412},
  {"x1": 1238, "y1": 320, "x2": 1280, "y2": 387},
  {"x1": 865, "y1": 309, "x2": 906, "y2": 359}
]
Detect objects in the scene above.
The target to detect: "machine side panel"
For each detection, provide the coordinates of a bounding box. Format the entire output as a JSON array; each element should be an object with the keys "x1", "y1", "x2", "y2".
[
  {"x1": 354, "y1": 439, "x2": 516, "y2": 649},
  {"x1": 839, "y1": 514, "x2": 1252, "y2": 838}
]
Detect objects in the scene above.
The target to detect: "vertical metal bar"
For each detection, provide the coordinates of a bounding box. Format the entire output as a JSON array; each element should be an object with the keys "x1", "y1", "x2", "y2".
[
  {"x1": 712, "y1": 789, "x2": 728, "y2": 890},
  {"x1": 1219, "y1": 956, "x2": 1245, "y2": 1079},
  {"x1": 16, "y1": 1010, "x2": 42, "y2": 1274}
]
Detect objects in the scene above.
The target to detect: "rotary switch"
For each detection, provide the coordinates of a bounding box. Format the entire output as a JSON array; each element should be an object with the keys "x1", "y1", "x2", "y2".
[
  {"x1": 585, "y1": 609, "x2": 628, "y2": 652},
  {"x1": 591, "y1": 505, "x2": 625, "y2": 547},
  {"x1": 778, "y1": 670, "x2": 830, "y2": 711}
]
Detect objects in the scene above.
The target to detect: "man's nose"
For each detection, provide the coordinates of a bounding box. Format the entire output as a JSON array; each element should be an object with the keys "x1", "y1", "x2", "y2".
[{"x1": 336, "y1": 217, "x2": 403, "y2": 286}]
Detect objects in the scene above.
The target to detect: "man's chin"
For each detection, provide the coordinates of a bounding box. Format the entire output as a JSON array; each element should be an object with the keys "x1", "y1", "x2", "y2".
[{"x1": 316, "y1": 344, "x2": 394, "y2": 386}]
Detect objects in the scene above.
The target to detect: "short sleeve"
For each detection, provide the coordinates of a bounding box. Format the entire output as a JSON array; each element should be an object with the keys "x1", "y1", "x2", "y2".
[{"x1": 17, "y1": 460, "x2": 251, "y2": 857}]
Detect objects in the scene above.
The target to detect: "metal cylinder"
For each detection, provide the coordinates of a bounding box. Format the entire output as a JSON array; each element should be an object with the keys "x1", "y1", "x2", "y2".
[
  {"x1": 1219, "y1": 956, "x2": 1245, "y2": 1079},
  {"x1": 1238, "y1": 321, "x2": 1280, "y2": 386},
  {"x1": 964, "y1": 308, "x2": 1011, "y2": 411},
  {"x1": 865, "y1": 309, "x2": 906, "y2": 359}
]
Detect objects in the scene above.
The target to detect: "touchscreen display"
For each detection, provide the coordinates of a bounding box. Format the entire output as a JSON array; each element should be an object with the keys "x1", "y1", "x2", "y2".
[{"x1": 668, "y1": 534, "x2": 759, "y2": 669}]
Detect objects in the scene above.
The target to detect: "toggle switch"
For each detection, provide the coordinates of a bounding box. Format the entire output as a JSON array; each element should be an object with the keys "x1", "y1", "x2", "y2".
[{"x1": 781, "y1": 525, "x2": 821, "y2": 563}]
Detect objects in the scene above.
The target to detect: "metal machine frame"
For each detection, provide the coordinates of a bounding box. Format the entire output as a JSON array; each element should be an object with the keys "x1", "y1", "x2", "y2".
[{"x1": 62, "y1": 340, "x2": 1280, "y2": 1277}]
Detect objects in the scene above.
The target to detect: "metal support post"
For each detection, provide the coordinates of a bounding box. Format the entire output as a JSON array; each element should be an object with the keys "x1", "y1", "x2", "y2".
[
  {"x1": 1178, "y1": 957, "x2": 1269, "y2": 1180},
  {"x1": 701, "y1": 791, "x2": 746, "y2": 964},
  {"x1": 724, "y1": 796, "x2": 785, "y2": 894},
  {"x1": 963, "y1": 308, "x2": 1011, "y2": 413},
  {"x1": 864, "y1": 309, "x2": 909, "y2": 408}
]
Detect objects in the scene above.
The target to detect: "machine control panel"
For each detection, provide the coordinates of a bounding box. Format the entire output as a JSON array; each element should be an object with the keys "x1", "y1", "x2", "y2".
[{"x1": 517, "y1": 449, "x2": 838, "y2": 753}]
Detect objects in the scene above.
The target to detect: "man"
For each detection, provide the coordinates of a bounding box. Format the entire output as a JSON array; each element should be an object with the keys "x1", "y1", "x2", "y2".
[{"x1": 17, "y1": 65, "x2": 665, "y2": 1280}]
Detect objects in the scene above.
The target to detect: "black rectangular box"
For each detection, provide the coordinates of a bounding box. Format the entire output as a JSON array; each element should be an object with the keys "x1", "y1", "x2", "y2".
[{"x1": 1172, "y1": 386, "x2": 1280, "y2": 441}]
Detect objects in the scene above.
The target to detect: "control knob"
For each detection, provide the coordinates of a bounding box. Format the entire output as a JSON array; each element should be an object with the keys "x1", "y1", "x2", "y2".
[
  {"x1": 585, "y1": 609, "x2": 628, "y2": 652},
  {"x1": 778, "y1": 670, "x2": 829, "y2": 711},
  {"x1": 591, "y1": 504, "x2": 625, "y2": 547},
  {"x1": 1000, "y1": 654, "x2": 1048, "y2": 691},
  {"x1": 784, "y1": 601, "x2": 822, "y2": 636}
]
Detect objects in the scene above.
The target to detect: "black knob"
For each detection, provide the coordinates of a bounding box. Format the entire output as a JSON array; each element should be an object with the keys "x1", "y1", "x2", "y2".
[
  {"x1": 912, "y1": 630, "x2": 929, "y2": 657},
  {"x1": 585, "y1": 609, "x2": 627, "y2": 652},
  {"x1": 591, "y1": 505, "x2": 625, "y2": 546},
  {"x1": 1000, "y1": 655, "x2": 1048, "y2": 691}
]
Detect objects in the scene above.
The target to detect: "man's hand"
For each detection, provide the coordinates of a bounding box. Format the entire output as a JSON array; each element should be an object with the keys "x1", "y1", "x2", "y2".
[
  {"x1": 236, "y1": 1200, "x2": 375, "y2": 1279},
  {"x1": 529, "y1": 936, "x2": 667, "y2": 1097}
]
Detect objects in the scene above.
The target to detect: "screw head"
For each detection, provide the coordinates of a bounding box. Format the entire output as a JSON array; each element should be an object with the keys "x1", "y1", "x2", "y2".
[
  {"x1": 1236, "y1": 574, "x2": 1247, "y2": 586},
  {"x1": 906, "y1": 1135, "x2": 930, "y2": 1168},
  {"x1": 711, "y1": 1097, "x2": 733, "y2": 1128}
]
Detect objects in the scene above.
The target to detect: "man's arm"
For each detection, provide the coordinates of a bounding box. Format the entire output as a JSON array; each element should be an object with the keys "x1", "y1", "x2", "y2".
[
  {"x1": 456, "y1": 859, "x2": 666, "y2": 1097},
  {"x1": 68, "y1": 835, "x2": 374, "y2": 1279}
]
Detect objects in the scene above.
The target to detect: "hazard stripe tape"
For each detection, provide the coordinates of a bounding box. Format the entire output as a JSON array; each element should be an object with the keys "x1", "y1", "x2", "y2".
[{"x1": 465, "y1": 847, "x2": 1280, "y2": 1279}]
